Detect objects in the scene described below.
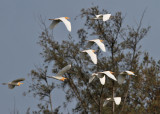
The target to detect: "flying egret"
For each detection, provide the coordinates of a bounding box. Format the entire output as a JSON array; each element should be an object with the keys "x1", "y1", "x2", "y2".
[
  {"x1": 2, "y1": 78, "x2": 25, "y2": 89},
  {"x1": 118, "y1": 71, "x2": 136, "y2": 84},
  {"x1": 80, "y1": 49, "x2": 97, "y2": 64},
  {"x1": 92, "y1": 14, "x2": 111, "y2": 21},
  {"x1": 89, "y1": 73, "x2": 105, "y2": 85},
  {"x1": 47, "y1": 64, "x2": 71, "y2": 81},
  {"x1": 98, "y1": 71, "x2": 117, "y2": 81},
  {"x1": 86, "y1": 39, "x2": 106, "y2": 52},
  {"x1": 89, "y1": 71, "x2": 116, "y2": 85},
  {"x1": 103, "y1": 97, "x2": 121, "y2": 107},
  {"x1": 49, "y1": 17, "x2": 71, "y2": 32}
]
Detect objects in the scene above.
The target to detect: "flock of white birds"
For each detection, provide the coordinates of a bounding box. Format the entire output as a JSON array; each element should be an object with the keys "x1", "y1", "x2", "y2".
[{"x1": 2, "y1": 14, "x2": 136, "y2": 107}]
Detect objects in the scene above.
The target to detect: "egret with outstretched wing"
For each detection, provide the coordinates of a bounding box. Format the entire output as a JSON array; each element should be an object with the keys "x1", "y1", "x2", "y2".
[
  {"x1": 92, "y1": 14, "x2": 111, "y2": 21},
  {"x1": 86, "y1": 39, "x2": 106, "y2": 52},
  {"x1": 47, "y1": 64, "x2": 71, "y2": 81},
  {"x1": 118, "y1": 71, "x2": 136, "y2": 84},
  {"x1": 49, "y1": 17, "x2": 71, "y2": 32},
  {"x1": 2, "y1": 78, "x2": 25, "y2": 89},
  {"x1": 80, "y1": 50, "x2": 97, "y2": 64}
]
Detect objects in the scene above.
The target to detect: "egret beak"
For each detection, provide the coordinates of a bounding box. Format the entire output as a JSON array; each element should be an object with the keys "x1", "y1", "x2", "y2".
[
  {"x1": 60, "y1": 77, "x2": 67, "y2": 81},
  {"x1": 18, "y1": 82, "x2": 24, "y2": 86},
  {"x1": 65, "y1": 17, "x2": 70, "y2": 20},
  {"x1": 92, "y1": 50, "x2": 96, "y2": 53},
  {"x1": 110, "y1": 71, "x2": 114, "y2": 74},
  {"x1": 100, "y1": 40, "x2": 104, "y2": 42}
]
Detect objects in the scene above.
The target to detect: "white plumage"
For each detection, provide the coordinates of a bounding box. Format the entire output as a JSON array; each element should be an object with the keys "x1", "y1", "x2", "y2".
[
  {"x1": 89, "y1": 71, "x2": 116, "y2": 85},
  {"x1": 49, "y1": 17, "x2": 71, "y2": 32},
  {"x1": 89, "y1": 73, "x2": 105, "y2": 85},
  {"x1": 80, "y1": 49, "x2": 97, "y2": 64},
  {"x1": 118, "y1": 71, "x2": 136, "y2": 84},
  {"x1": 86, "y1": 39, "x2": 106, "y2": 52},
  {"x1": 93, "y1": 14, "x2": 111, "y2": 21},
  {"x1": 47, "y1": 64, "x2": 71, "y2": 81},
  {"x1": 98, "y1": 71, "x2": 117, "y2": 81},
  {"x1": 103, "y1": 97, "x2": 121, "y2": 107}
]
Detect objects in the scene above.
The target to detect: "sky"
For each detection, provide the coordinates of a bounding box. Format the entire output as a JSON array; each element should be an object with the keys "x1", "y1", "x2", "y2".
[{"x1": 0, "y1": 0, "x2": 160, "y2": 113}]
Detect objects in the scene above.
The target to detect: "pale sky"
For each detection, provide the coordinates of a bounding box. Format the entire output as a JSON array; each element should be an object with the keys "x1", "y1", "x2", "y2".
[{"x1": 0, "y1": 0, "x2": 159, "y2": 113}]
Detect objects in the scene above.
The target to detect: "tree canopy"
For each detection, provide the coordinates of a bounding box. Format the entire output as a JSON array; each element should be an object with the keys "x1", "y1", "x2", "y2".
[{"x1": 25, "y1": 6, "x2": 160, "y2": 114}]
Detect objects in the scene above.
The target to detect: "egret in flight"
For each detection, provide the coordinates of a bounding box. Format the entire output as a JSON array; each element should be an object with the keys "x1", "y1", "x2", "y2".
[
  {"x1": 2, "y1": 78, "x2": 25, "y2": 89},
  {"x1": 103, "y1": 97, "x2": 121, "y2": 107},
  {"x1": 49, "y1": 17, "x2": 71, "y2": 32},
  {"x1": 86, "y1": 39, "x2": 106, "y2": 52},
  {"x1": 47, "y1": 64, "x2": 71, "y2": 81},
  {"x1": 80, "y1": 49, "x2": 97, "y2": 64},
  {"x1": 118, "y1": 71, "x2": 136, "y2": 84},
  {"x1": 92, "y1": 14, "x2": 111, "y2": 21}
]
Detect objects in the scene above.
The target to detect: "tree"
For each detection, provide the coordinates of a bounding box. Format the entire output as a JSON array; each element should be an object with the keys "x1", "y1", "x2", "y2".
[{"x1": 25, "y1": 6, "x2": 160, "y2": 114}]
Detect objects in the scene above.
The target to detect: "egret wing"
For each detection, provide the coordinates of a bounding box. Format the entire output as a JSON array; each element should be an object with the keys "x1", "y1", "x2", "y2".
[
  {"x1": 49, "y1": 20, "x2": 60, "y2": 29},
  {"x1": 89, "y1": 76, "x2": 96, "y2": 83},
  {"x1": 99, "y1": 75, "x2": 105, "y2": 85},
  {"x1": 125, "y1": 71, "x2": 135, "y2": 75},
  {"x1": 12, "y1": 78, "x2": 25, "y2": 83},
  {"x1": 93, "y1": 39, "x2": 106, "y2": 52},
  {"x1": 59, "y1": 17, "x2": 71, "y2": 32},
  {"x1": 86, "y1": 41, "x2": 94, "y2": 48},
  {"x1": 100, "y1": 71, "x2": 117, "y2": 81},
  {"x1": 57, "y1": 64, "x2": 71, "y2": 76},
  {"x1": 117, "y1": 75, "x2": 125, "y2": 84},
  {"x1": 86, "y1": 50, "x2": 97, "y2": 64},
  {"x1": 114, "y1": 97, "x2": 121, "y2": 105},
  {"x1": 95, "y1": 14, "x2": 103, "y2": 18},
  {"x1": 103, "y1": 98, "x2": 111, "y2": 107},
  {"x1": 8, "y1": 84, "x2": 15, "y2": 89},
  {"x1": 103, "y1": 14, "x2": 111, "y2": 21}
]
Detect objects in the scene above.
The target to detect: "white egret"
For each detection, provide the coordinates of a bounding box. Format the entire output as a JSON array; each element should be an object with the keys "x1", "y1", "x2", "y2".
[
  {"x1": 80, "y1": 50, "x2": 97, "y2": 64},
  {"x1": 2, "y1": 78, "x2": 25, "y2": 89},
  {"x1": 89, "y1": 73, "x2": 105, "y2": 85},
  {"x1": 49, "y1": 17, "x2": 71, "y2": 32},
  {"x1": 93, "y1": 14, "x2": 111, "y2": 21},
  {"x1": 89, "y1": 71, "x2": 116, "y2": 85},
  {"x1": 103, "y1": 97, "x2": 121, "y2": 107},
  {"x1": 47, "y1": 64, "x2": 71, "y2": 81},
  {"x1": 98, "y1": 71, "x2": 117, "y2": 81},
  {"x1": 118, "y1": 71, "x2": 136, "y2": 84},
  {"x1": 86, "y1": 39, "x2": 106, "y2": 52}
]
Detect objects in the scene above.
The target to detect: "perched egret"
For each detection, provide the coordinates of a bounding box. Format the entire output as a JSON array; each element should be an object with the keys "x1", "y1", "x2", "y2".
[
  {"x1": 118, "y1": 71, "x2": 136, "y2": 84},
  {"x1": 89, "y1": 71, "x2": 116, "y2": 85},
  {"x1": 80, "y1": 49, "x2": 97, "y2": 64},
  {"x1": 86, "y1": 39, "x2": 106, "y2": 52},
  {"x1": 103, "y1": 97, "x2": 121, "y2": 107},
  {"x1": 2, "y1": 78, "x2": 25, "y2": 89},
  {"x1": 47, "y1": 64, "x2": 71, "y2": 81},
  {"x1": 92, "y1": 14, "x2": 111, "y2": 21},
  {"x1": 49, "y1": 17, "x2": 71, "y2": 32}
]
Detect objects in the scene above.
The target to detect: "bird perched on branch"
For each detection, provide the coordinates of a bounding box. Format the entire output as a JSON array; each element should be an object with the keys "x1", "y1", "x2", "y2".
[
  {"x1": 118, "y1": 71, "x2": 136, "y2": 84},
  {"x1": 92, "y1": 14, "x2": 111, "y2": 21},
  {"x1": 2, "y1": 78, "x2": 25, "y2": 89},
  {"x1": 47, "y1": 64, "x2": 71, "y2": 81},
  {"x1": 49, "y1": 17, "x2": 71, "y2": 32},
  {"x1": 86, "y1": 39, "x2": 106, "y2": 52}
]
